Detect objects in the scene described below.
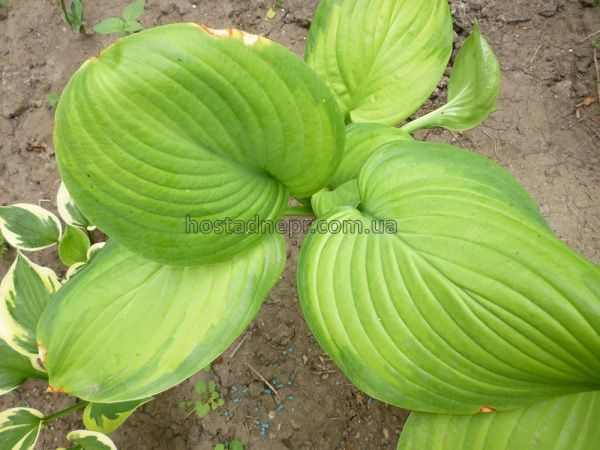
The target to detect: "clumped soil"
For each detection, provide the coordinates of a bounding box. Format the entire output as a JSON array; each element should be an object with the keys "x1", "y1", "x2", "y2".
[{"x1": 1, "y1": 0, "x2": 599, "y2": 449}]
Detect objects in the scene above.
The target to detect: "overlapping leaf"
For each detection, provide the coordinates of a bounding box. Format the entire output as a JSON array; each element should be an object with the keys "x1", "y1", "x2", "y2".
[
  {"x1": 57, "y1": 182, "x2": 92, "y2": 230},
  {"x1": 398, "y1": 391, "x2": 600, "y2": 450},
  {"x1": 312, "y1": 124, "x2": 411, "y2": 217},
  {"x1": 59, "y1": 225, "x2": 91, "y2": 266},
  {"x1": 0, "y1": 253, "x2": 60, "y2": 357},
  {"x1": 38, "y1": 233, "x2": 286, "y2": 402},
  {"x1": 306, "y1": 0, "x2": 453, "y2": 124},
  {"x1": 55, "y1": 23, "x2": 343, "y2": 266},
  {"x1": 298, "y1": 140, "x2": 600, "y2": 414},
  {"x1": 403, "y1": 24, "x2": 500, "y2": 133}
]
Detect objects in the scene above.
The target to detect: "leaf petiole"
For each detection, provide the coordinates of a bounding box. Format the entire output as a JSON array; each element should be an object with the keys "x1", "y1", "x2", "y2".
[
  {"x1": 282, "y1": 205, "x2": 315, "y2": 217},
  {"x1": 42, "y1": 401, "x2": 88, "y2": 423}
]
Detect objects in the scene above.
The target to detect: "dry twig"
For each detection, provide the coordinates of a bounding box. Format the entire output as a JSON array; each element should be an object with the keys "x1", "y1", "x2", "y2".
[{"x1": 244, "y1": 362, "x2": 279, "y2": 397}]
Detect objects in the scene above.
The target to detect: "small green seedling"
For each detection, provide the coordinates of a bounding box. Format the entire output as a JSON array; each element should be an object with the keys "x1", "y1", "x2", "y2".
[
  {"x1": 45, "y1": 92, "x2": 60, "y2": 108},
  {"x1": 60, "y1": 0, "x2": 85, "y2": 34},
  {"x1": 215, "y1": 440, "x2": 244, "y2": 450},
  {"x1": 93, "y1": 0, "x2": 145, "y2": 36},
  {"x1": 179, "y1": 380, "x2": 225, "y2": 418}
]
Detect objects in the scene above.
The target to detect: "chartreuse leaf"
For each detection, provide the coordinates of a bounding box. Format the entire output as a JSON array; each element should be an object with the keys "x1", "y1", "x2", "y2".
[
  {"x1": 55, "y1": 23, "x2": 343, "y2": 266},
  {"x1": 59, "y1": 225, "x2": 91, "y2": 266},
  {"x1": 312, "y1": 180, "x2": 360, "y2": 218},
  {"x1": 312, "y1": 124, "x2": 411, "y2": 217},
  {"x1": 0, "y1": 204, "x2": 61, "y2": 251},
  {"x1": 65, "y1": 430, "x2": 117, "y2": 450},
  {"x1": 398, "y1": 391, "x2": 600, "y2": 450},
  {"x1": 57, "y1": 182, "x2": 92, "y2": 230},
  {"x1": 331, "y1": 123, "x2": 412, "y2": 188},
  {"x1": 83, "y1": 398, "x2": 152, "y2": 434},
  {"x1": 0, "y1": 252, "x2": 60, "y2": 358},
  {"x1": 0, "y1": 408, "x2": 43, "y2": 450},
  {"x1": 298, "y1": 140, "x2": 600, "y2": 414},
  {"x1": 403, "y1": 24, "x2": 500, "y2": 133},
  {"x1": 38, "y1": 234, "x2": 286, "y2": 402},
  {"x1": 0, "y1": 339, "x2": 46, "y2": 396},
  {"x1": 305, "y1": 0, "x2": 452, "y2": 124}
]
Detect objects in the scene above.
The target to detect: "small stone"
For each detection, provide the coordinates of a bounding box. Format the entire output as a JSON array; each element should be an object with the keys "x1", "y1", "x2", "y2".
[
  {"x1": 159, "y1": 3, "x2": 175, "y2": 15},
  {"x1": 249, "y1": 380, "x2": 264, "y2": 398},
  {"x1": 451, "y1": 1, "x2": 471, "y2": 33},
  {"x1": 537, "y1": 0, "x2": 558, "y2": 17},
  {"x1": 291, "y1": 419, "x2": 301, "y2": 430}
]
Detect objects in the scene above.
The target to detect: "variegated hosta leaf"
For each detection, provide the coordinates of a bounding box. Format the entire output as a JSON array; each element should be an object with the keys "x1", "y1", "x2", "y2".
[
  {"x1": 402, "y1": 24, "x2": 500, "y2": 133},
  {"x1": 55, "y1": 23, "x2": 343, "y2": 266},
  {"x1": 305, "y1": 0, "x2": 452, "y2": 124},
  {"x1": 298, "y1": 140, "x2": 600, "y2": 414},
  {"x1": 57, "y1": 182, "x2": 93, "y2": 230},
  {"x1": 0, "y1": 339, "x2": 47, "y2": 396},
  {"x1": 83, "y1": 398, "x2": 152, "y2": 434},
  {"x1": 0, "y1": 408, "x2": 43, "y2": 450},
  {"x1": 398, "y1": 391, "x2": 600, "y2": 450},
  {"x1": 0, "y1": 253, "x2": 60, "y2": 357},
  {"x1": 65, "y1": 430, "x2": 117, "y2": 450},
  {"x1": 38, "y1": 234, "x2": 286, "y2": 402},
  {"x1": 312, "y1": 124, "x2": 411, "y2": 217},
  {"x1": 0, "y1": 204, "x2": 61, "y2": 251},
  {"x1": 58, "y1": 225, "x2": 91, "y2": 266}
]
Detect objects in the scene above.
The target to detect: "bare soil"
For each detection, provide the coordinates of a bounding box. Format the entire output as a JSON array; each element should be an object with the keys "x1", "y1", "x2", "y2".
[{"x1": 1, "y1": 0, "x2": 599, "y2": 449}]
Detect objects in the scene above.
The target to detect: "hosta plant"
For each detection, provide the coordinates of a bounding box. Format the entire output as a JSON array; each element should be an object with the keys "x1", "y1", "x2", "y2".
[{"x1": 1, "y1": 0, "x2": 599, "y2": 448}]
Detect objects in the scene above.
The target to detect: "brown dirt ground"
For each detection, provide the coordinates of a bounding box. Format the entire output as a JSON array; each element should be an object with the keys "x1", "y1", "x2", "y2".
[{"x1": 1, "y1": 0, "x2": 599, "y2": 449}]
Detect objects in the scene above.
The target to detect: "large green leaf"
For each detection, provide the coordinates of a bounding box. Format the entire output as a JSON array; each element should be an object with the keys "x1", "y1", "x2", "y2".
[
  {"x1": 298, "y1": 140, "x2": 600, "y2": 414},
  {"x1": 398, "y1": 391, "x2": 600, "y2": 450},
  {"x1": 0, "y1": 339, "x2": 46, "y2": 396},
  {"x1": 0, "y1": 253, "x2": 61, "y2": 358},
  {"x1": 305, "y1": 0, "x2": 452, "y2": 124},
  {"x1": 55, "y1": 23, "x2": 343, "y2": 266},
  {"x1": 0, "y1": 204, "x2": 62, "y2": 251},
  {"x1": 83, "y1": 398, "x2": 152, "y2": 434},
  {"x1": 402, "y1": 24, "x2": 500, "y2": 133},
  {"x1": 0, "y1": 408, "x2": 43, "y2": 450},
  {"x1": 38, "y1": 233, "x2": 285, "y2": 402}
]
